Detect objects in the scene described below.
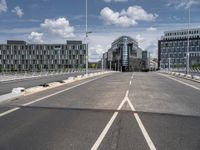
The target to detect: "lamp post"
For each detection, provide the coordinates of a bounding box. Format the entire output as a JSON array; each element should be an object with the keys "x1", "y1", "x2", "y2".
[
  {"x1": 186, "y1": 3, "x2": 191, "y2": 74},
  {"x1": 101, "y1": 56, "x2": 104, "y2": 72},
  {"x1": 85, "y1": 0, "x2": 92, "y2": 75},
  {"x1": 168, "y1": 57, "x2": 171, "y2": 72}
]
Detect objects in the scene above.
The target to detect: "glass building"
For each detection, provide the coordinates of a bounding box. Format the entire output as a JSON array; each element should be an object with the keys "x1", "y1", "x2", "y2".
[
  {"x1": 103, "y1": 36, "x2": 148, "y2": 72},
  {"x1": 0, "y1": 40, "x2": 86, "y2": 72},
  {"x1": 158, "y1": 28, "x2": 200, "y2": 69}
]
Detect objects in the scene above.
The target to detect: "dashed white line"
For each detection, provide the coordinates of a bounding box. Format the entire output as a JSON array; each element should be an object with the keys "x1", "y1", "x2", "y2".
[
  {"x1": 0, "y1": 75, "x2": 109, "y2": 118},
  {"x1": 130, "y1": 80, "x2": 132, "y2": 86},
  {"x1": 125, "y1": 90, "x2": 129, "y2": 97},
  {"x1": 127, "y1": 97, "x2": 156, "y2": 150},
  {"x1": 159, "y1": 73, "x2": 200, "y2": 91},
  {"x1": 131, "y1": 73, "x2": 134, "y2": 79}
]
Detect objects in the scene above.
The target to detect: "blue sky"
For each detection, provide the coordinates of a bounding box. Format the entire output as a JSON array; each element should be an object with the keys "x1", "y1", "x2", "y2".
[{"x1": 0, "y1": 0, "x2": 200, "y2": 61}]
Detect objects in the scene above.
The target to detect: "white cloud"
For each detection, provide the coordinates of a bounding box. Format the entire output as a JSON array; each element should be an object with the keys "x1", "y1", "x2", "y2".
[
  {"x1": 0, "y1": 0, "x2": 7, "y2": 13},
  {"x1": 89, "y1": 44, "x2": 107, "y2": 61},
  {"x1": 41, "y1": 17, "x2": 75, "y2": 38},
  {"x1": 167, "y1": 0, "x2": 200, "y2": 9},
  {"x1": 135, "y1": 34, "x2": 145, "y2": 43},
  {"x1": 146, "y1": 27, "x2": 157, "y2": 31},
  {"x1": 28, "y1": 32, "x2": 44, "y2": 43},
  {"x1": 100, "y1": 7, "x2": 137, "y2": 27},
  {"x1": 12, "y1": 6, "x2": 24, "y2": 18},
  {"x1": 100, "y1": 6, "x2": 158, "y2": 27},
  {"x1": 104, "y1": 0, "x2": 128, "y2": 3}
]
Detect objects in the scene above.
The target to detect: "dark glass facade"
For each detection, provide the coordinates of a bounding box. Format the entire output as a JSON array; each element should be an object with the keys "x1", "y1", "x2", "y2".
[
  {"x1": 158, "y1": 28, "x2": 200, "y2": 69},
  {"x1": 103, "y1": 36, "x2": 148, "y2": 72}
]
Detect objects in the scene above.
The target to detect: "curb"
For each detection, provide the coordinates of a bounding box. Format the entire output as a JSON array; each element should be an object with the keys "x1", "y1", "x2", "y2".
[
  {"x1": 0, "y1": 71, "x2": 113, "y2": 104},
  {"x1": 160, "y1": 71, "x2": 200, "y2": 83}
]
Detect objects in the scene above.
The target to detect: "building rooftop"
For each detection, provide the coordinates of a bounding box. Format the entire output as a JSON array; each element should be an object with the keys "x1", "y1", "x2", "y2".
[
  {"x1": 7, "y1": 40, "x2": 26, "y2": 45},
  {"x1": 161, "y1": 28, "x2": 200, "y2": 40},
  {"x1": 1, "y1": 40, "x2": 84, "y2": 45}
]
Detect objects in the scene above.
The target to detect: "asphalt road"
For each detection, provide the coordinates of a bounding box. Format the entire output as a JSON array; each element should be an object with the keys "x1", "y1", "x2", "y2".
[
  {"x1": 0, "y1": 72, "x2": 200, "y2": 150},
  {"x1": 0, "y1": 71, "x2": 95, "y2": 95}
]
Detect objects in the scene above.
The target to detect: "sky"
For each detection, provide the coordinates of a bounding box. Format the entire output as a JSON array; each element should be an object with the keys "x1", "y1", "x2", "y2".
[{"x1": 0, "y1": 0, "x2": 200, "y2": 61}]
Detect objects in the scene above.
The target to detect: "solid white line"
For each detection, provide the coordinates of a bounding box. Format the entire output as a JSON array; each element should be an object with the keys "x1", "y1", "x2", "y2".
[
  {"x1": 91, "y1": 112, "x2": 118, "y2": 150},
  {"x1": 0, "y1": 75, "x2": 109, "y2": 117},
  {"x1": 0, "y1": 107, "x2": 20, "y2": 117},
  {"x1": 91, "y1": 91, "x2": 128, "y2": 150},
  {"x1": 159, "y1": 73, "x2": 200, "y2": 91},
  {"x1": 126, "y1": 97, "x2": 156, "y2": 150}
]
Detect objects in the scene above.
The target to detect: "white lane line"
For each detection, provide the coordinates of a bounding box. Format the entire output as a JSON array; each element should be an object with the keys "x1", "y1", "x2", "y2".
[
  {"x1": 0, "y1": 75, "x2": 109, "y2": 118},
  {"x1": 91, "y1": 91, "x2": 128, "y2": 150},
  {"x1": 91, "y1": 112, "x2": 118, "y2": 150},
  {"x1": 125, "y1": 90, "x2": 129, "y2": 97},
  {"x1": 0, "y1": 107, "x2": 20, "y2": 117},
  {"x1": 126, "y1": 97, "x2": 156, "y2": 150},
  {"x1": 131, "y1": 73, "x2": 134, "y2": 79},
  {"x1": 130, "y1": 80, "x2": 132, "y2": 86},
  {"x1": 159, "y1": 73, "x2": 200, "y2": 91}
]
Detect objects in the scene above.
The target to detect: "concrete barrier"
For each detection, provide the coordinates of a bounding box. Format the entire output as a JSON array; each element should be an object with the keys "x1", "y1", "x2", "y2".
[
  {"x1": 186, "y1": 74, "x2": 192, "y2": 79},
  {"x1": 83, "y1": 74, "x2": 89, "y2": 78},
  {"x1": 179, "y1": 73, "x2": 185, "y2": 77},
  {"x1": 76, "y1": 75, "x2": 82, "y2": 79},
  {"x1": 193, "y1": 75, "x2": 200, "y2": 80},
  {"x1": 68, "y1": 77, "x2": 74, "y2": 81},
  {"x1": 48, "y1": 82, "x2": 62, "y2": 87},
  {"x1": 175, "y1": 73, "x2": 180, "y2": 76},
  {"x1": 25, "y1": 86, "x2": 44, "y2": 95},
  {"x1": 0, "y1": 87, "x2": 25, "y2": 103}
]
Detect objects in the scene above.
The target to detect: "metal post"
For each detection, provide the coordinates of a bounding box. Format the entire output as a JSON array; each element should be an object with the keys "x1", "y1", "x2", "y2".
[
  {"x1": 110, "y1": 61, "x2": 111, "y2": 71},
  {"x1": 148, "y1": 52, "x2": 151, "y2": 71},
  {"x1": 168, "y1": 57, "x2": 171, "y2": 72},
  {"x1": 101, "y1": 57, "x2": 103, "y2": 72},
  {"x1": 118, "y1": 57, "x2": 120, "y2": 71},
  {"x1": 186, "y1": 5, "x2": 190, "y2": 74},
  {"x1": 85, "y1": 0, "x2": 88, "y2": 75},
  {"x1": 86, "y1": 43, "x2": 88, "y2": 75}
]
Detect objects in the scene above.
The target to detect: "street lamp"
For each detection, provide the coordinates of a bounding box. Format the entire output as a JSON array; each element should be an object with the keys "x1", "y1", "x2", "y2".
[
  {"x1": 85, "y1": 32, "x2": 92, "y2": 75},
  {"x1": 168, "y1": 57, "x2": 171, "y2": 72},
  {"x1": 85, "y1": 0, "x2": 92, "y2": 75},
  {"x1": 186, "y1": 3, "x2": 191, "y2": 74},
  {"x1": 101, "y1": 55, "x2": 104, "y2": 73}
]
